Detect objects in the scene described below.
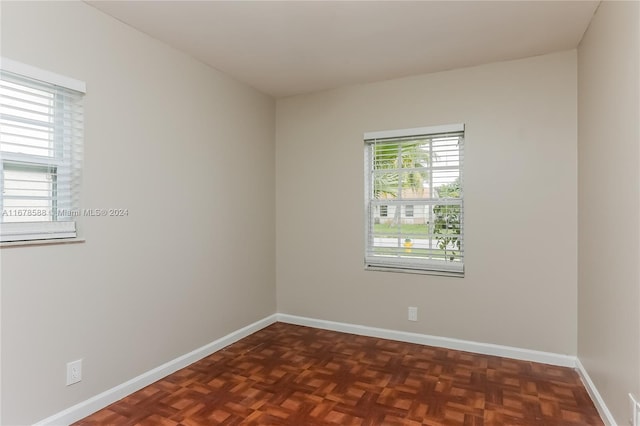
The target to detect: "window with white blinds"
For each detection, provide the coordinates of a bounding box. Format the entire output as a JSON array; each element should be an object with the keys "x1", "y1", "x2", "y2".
[
  {"x1": 364, "y1": 124, "x2": 464, "y2": 275},
  {"x1": 0, "y1": 59, "x2": 85, "y2": 242}
]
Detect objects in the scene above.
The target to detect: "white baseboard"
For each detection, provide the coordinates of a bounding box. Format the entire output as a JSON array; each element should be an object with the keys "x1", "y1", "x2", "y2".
[
  {"x1": 277, "y1": 313, "x2": 577, "y2": 367},
  {"x1": 575, "y1": 358, "x2": 617, "y2": 426},
  {"x1": 33, "y1": 314, "x2": 278, "y2": 426},
  {"x1": 33, "y1": 312, "x2": 613, "y2": 426}
]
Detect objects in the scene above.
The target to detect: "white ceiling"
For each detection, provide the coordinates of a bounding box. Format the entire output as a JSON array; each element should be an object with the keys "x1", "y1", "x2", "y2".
[{"x1": 86, "y1": 1, "x2": 599, "y2": 98}]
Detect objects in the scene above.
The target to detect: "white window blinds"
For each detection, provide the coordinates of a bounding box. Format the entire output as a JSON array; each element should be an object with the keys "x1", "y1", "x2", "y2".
[
  {"x1": 0, "y1": 59, "x2": 84, "y2": 242},
  {"x1": 364, "y1": 124, "x2": 464, "y2": 275}
]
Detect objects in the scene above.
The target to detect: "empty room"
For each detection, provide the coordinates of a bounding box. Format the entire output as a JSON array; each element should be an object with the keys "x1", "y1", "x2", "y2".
[{"x1": 0, "y1": 1, "x2": 638, "y2": 425}]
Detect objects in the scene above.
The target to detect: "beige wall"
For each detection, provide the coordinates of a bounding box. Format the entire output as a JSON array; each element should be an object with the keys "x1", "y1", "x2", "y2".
[
  {"x1": 6, "y1": 1, "x2": 637, "y2": 424},
  {"x1": 276, "y1": 51, "x2": 578, "y2": 354},
  {"x1": 0, "y1": 2, "x2": 275, "y2": 424},
  {"x1": 578, "y1": 1, "x2": 640, "y2": 424}
]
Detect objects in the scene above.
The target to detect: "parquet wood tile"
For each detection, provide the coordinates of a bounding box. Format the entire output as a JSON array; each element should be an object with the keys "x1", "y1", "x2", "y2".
[{"x1": 74, "y1": 323, "x2": 603, "y2": 425}]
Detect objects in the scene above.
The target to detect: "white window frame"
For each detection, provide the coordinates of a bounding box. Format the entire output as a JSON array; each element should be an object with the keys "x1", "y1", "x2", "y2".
[
  {"x1": 0, "y1": 58, "x2": 85, "y2": 243},
  {"x1": 364, "y1": 123, "x2": 465, "y2": 276}
]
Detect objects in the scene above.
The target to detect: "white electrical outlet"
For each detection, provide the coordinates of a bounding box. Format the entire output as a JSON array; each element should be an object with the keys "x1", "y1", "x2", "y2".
[
  {"x1": 66, "y1": 359, "x2": 82, "y2": 386},
  {"x1": 408, "y1": 306, "x2": 418, "y2": 321}
]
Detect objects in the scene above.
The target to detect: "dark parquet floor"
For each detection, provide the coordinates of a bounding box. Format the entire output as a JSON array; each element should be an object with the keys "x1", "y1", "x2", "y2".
[{"x1": 74, "y1": 322, "x2": 603, "y2": 425}]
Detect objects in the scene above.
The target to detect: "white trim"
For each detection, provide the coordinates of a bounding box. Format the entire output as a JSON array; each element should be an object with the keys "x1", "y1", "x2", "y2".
[
  {"x1": 630, "y1": 393, "x2": 640, "y2": 426},
  {"x1": 365, "y1": 265, "x2": 464, "y2": 277},
  {"x1": 364, "y1": 123, "x2": 464, "y2": 141},
  {"x1": 0, "y1": 237, "x2": 85, "y2": 248},
  {"x1": 1, "y1": 222, "x2": 77, "y2": 242},
  {"x1": 0, "y1": 57, "x2": 86, "y2": 93},
  {"x1": 365, "y1": 261, "x2": 464, "y2": 275},
  {"x1": 575, "y1": 358, "x2": 617, "y2": 426},
  {"x1": 33, "y1": 314, "x2": 278, "y2": 426},
  {"x1": 276, "y1": 314, "x2": 576, "y2": 367}
]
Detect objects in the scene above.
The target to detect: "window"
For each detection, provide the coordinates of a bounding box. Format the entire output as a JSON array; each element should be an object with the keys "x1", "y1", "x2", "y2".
[
  {"x1": 364, "y1": 124, "x2": 464, "y2": 275},
  {"x1": 405, "y1": 205, "x2": 414, "y2": 217},
  {"x1": 1, "y1": 59, "x2": 85, "y2": 242}
]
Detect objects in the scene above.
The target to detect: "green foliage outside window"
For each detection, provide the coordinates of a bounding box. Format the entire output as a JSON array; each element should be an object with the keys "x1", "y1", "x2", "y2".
[{"x1": 434, "y1": 180, "x2": 461, "y2": 261}]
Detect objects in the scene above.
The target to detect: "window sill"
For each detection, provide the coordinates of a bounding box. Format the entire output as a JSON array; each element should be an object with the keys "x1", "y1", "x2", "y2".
[
  {"x1": 365, "y1": 265, "x2": 464, "y2": 278},
  {"x1": 1, "y1": 237, "x2": 85, "y2": 248}
]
